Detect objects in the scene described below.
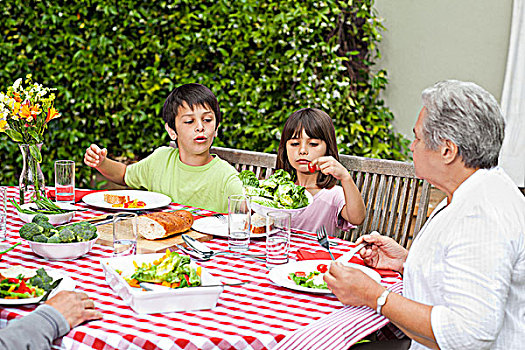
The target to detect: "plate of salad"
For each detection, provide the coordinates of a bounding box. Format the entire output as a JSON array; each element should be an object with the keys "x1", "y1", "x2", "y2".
[
  {"x1": 238, "y1": 170, "x2": 313, "y2": 217},
  {"x1": 100, "y1": 250, "x2": 225, "y2": 313},
  {"x1": 0, "y1": 266, "x2": 76, "y2": 305},
  {"x1": 268, "y1": 260, "x2": 381, "y2": 294}
]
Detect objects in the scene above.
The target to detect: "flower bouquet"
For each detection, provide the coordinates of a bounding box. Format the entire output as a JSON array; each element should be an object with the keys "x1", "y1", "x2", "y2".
[{"x1": 0, "y1": 75, "x2": 61, "y2": 203}]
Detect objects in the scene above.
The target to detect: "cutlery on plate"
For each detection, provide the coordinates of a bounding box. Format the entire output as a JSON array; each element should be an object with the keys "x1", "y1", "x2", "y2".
[
  {"x1": 316, "y1": 226, "x2": 335, "y2": 261},
  {"x1": 139, "y1": 281, "x2": 249, "y2": 291},
  {"x1": 212, "y1": 213, "x2": 227, "y2": 224},
  {"x1": 39, "y1": 278, "x2": 63, "y2": 303},
  {"x1": 335, "y1": 243, "x2": 366, "y2": 264}
]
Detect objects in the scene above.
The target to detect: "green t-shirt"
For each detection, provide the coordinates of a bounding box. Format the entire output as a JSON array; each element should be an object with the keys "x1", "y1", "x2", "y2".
[{"x1": 124, "y1": 147, "x2": 243, "y2": 213}]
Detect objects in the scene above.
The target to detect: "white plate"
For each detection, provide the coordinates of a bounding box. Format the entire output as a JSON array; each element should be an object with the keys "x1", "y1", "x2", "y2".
[
  {"x1": 17, "y1": 203, "x2": 77, "y2": 225},
  {"x1": 192, "y1": 216, "x2": 266, "y2": 238},
  {"x1": 100, "y1": 253, "x2": 224, "y2": 314},
  {"x1": 0, "y1": 269, "x2": 76, "y2": 305},
  {"x1": 82, "y1": 190, "x2": 171, "y2": 211},
  {"x1": 268, "y1": 260, "x2": 381, "y2": 294},
  {"x1": 250, "y1": 191, "x2": 313, "y2": 217}
]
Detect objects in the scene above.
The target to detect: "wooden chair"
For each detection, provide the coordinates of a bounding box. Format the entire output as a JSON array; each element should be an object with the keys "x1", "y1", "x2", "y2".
[
  {"x1": 170, "y1": 143, "x2": 431, "y2": 248},
  {"x1": 338, "y1": 155, "x2": 431, "y2": 248}
]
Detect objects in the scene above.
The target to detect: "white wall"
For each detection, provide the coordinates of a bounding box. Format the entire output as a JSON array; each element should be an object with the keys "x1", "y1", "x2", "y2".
[{"x1": 374, "y1": 0, "x2": 513, "y2": 137}]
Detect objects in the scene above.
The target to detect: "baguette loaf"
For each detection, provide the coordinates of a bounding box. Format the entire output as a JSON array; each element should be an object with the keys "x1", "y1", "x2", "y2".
[
  {"x1": 104, "y1": 193, "x2": 130, "y2": 204},
  {"x1": 138, "y1": 211, "x2": 194, "y2": 240}
]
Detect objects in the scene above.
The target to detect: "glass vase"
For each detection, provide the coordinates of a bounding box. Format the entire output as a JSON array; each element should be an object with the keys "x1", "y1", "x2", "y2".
[{"x1": 18, "y1": 143, "x2": 45, "y2": 204}]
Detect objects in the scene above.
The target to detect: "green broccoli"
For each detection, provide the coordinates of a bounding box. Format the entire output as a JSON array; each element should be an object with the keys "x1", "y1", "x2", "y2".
[
  {"x1": 32, "y1": 234, "x2": 48, "y2": 243},
  {"x1": 70, "y1": 222, "x2": 97, "y2": 242},
  {"x1": 47, "y1": 233, "x2": 62, "y2": 243},
  {"x1": 39, "y1": 222, "x2": 57, "y2": 238},
  {"x1": 58, "y1": 226, "x2": 76, "y2": 243},
  {"x1": 28, "y1": 268, "x2": 53, "y2": 291},
  {"x1": 19, "y1": 223, "x2": 44, "y2": 241},
  {"x1": 32, "y1": 214, "x2": 50, "y2": 226}
]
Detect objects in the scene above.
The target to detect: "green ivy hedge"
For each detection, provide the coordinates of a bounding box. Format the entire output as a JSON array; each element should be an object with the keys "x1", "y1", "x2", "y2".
[{"x1": 0, "y1": 0, "x2": 409, "y2": 188}]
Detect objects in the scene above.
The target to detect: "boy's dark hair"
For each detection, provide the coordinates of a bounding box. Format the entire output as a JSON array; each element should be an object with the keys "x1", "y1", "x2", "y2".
[
  {"x1": 276, "y1": 108, "x2": 339, "y2": 189},
  {"x1": 162, "y1": 83, "x2": 222, "y2": 132}
]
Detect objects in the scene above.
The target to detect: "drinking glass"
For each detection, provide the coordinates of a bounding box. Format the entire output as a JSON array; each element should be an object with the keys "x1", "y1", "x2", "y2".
[
  {"x1": 54, "y1": 160, "x2": 75, "y2": 203},
  {"x1": 228, "y1": 195, "x2": 251, "y2": 252},
  {"x1": 0, "y1": 187, "x2": 7, "y2": 241},
  {"x1": 265, "y1": 211, "x2": 291, "y2": 268},
  {"x1": 113, "y1": 212, "x2": 137, "y2": 256}
]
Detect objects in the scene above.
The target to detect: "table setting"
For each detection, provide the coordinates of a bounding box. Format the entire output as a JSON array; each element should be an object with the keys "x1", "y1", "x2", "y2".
[{"x1": 0, "y1": 181, "x2": 404, "y2": 350}]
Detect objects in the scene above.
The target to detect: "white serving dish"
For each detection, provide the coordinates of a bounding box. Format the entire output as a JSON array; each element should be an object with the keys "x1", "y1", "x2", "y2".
[
  {"x1": 250, "y1": 191, "x2": 313, "y2": 217},
  {"x1": 100, "y1": 253, "x2": 223, "y2": 314},
  {"x1": 26, "y1": 236, "x2": 98, "y2": 260},
  {"x1": 17, "y1": 202, "x2": 77, "y2": 225}
]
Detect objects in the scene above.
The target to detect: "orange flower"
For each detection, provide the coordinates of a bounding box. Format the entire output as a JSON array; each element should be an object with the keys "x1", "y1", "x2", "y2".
[
  {"x1": 12, "y1": 92, "x2": 22, "y2": 102},
  {"x1": 19, "y1": 103, "x2": 32, "y2": 121},
  {"x1": 45, "y1": 106, "x2": 60, "y2": 123},
  {"x1": 30, "y1": 104, "x2": 41, "y2": 117}
]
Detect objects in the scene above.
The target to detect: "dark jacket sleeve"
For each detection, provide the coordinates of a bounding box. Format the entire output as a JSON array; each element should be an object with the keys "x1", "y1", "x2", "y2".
[{"x1": 0, "y1": 305, "x2": 70, "y2": 350}]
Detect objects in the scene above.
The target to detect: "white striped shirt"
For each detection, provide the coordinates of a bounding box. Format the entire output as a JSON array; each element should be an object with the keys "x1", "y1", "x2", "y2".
[{"x1": 404, "y1": 167, "x2": 525, "y2": 350}]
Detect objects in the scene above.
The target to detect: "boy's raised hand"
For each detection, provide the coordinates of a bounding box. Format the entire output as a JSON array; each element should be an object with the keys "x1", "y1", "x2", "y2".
[
  {"x1": 84, "y1": 144, "x2": 108, "y2": 169},
  {"x1": 311, "y1": 156, "x2": 351, "y2": 182}
]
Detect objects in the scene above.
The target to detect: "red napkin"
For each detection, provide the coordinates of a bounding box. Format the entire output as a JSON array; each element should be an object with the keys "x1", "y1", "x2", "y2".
[
  {"x1": 46, "y1": 189, "x2": 105, "y2": 203},
  {"x1": 296, "y1": 248, "x2": 400, "y2": 278}
]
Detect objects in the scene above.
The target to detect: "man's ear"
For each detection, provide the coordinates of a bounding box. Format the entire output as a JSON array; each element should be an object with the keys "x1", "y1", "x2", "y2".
[
  {"x1": 441, "y1": 139, "x2": 459, "y2": 165},
  {"x1": 165, "y1": 123, "x2": 177, "y2": 141}
]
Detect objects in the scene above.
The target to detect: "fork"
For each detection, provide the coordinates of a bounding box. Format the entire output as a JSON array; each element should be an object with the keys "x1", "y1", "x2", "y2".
[
  {"x1": 316, "y1": 226, "x2": 335, "y2": 261},
  {"x1": 212, "y1": 213, "x2": 227, "y2": 224}
]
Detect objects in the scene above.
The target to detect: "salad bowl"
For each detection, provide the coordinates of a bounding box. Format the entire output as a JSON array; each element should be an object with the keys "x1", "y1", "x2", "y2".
[
  {"x1": 250, "y1": 191, "x2": 313, "y2": 217},
  {"x1": 100, "y1": 253, "x2": 225, "y2": 314}
]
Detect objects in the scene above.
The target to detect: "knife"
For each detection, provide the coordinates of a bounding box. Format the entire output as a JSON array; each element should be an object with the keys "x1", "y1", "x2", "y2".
[
  {"x1": 39, "y1": 278, "x2": 63, "y2": 303},
  {"x1": 181, "y1": 234, "x2": 214, "y2": 256},
  {"x1": 139, "y1": 281, "x2": 249, "y2": 291}
]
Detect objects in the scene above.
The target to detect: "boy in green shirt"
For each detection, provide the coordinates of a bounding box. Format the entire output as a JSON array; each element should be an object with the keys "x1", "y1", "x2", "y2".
[{"x1": 83, "y1": 83, "x2": 243, "y2": 213}]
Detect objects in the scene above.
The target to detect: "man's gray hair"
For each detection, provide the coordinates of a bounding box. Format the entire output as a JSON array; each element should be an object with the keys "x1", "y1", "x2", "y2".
[{"x1": 421, "y1": 80, "x2": 505, "y2": 169}]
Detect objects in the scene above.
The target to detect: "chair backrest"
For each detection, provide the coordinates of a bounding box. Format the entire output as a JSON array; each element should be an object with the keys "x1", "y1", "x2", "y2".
[
  {"x1": 170, "y1": 143, "x2": 431, "y2": 247},
  {"x1": 210, "y1": 146, "x2": 277, "y2": 180},
  {"x1": 338, "y1": 154, "x2": 431, "y2": 247}
]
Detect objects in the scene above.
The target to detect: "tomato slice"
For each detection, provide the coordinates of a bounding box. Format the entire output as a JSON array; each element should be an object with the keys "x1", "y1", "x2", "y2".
[
  {"x1": 317, "y1": 264, "x2": 328, "y2": 273},
  {"x1": 294, "y1": 271, "x2": 306, "y2": 277},
  {"x1": 308, "y1": 162, "x2": 316, "y2": 173}
]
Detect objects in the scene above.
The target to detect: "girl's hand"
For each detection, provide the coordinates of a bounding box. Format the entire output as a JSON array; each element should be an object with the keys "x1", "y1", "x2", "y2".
[
  {"x1": 356, "y1": 232, "x2": 407, "y2": 273},
  {"x1": 311, "y1": 156, "x2": 351, "y2": 182},
  {"x1": 84, "y1": 144, "x2": 108, "y2": 169}
]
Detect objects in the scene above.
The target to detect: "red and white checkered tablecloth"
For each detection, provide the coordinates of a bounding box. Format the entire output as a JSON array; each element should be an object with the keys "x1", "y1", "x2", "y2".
[{"x1": 0, "y1": 187, "x2": 403, "y2": 350}]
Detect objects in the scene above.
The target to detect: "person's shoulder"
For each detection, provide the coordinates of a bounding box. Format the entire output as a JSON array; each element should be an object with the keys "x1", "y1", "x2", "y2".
[{"x1": 211, "y1": 155, "x2": 237, "y2": 172}]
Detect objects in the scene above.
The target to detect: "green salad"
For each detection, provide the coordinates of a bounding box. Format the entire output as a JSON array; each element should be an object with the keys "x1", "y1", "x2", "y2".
[
  {"x1": 238, "y1": 169, "x2": 310, "y2": 209},
  {"x1": 125, "y1": 251, "x2": 202, "y2": 289},
  {"x1": 288, "y1": 271, "x2": 329, "y2": 290}
]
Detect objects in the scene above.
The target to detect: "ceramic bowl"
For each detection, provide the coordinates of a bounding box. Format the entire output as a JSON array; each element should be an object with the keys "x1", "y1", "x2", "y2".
[
  {"x1": 249, "y1": 191, "x2": 313, "y2": 217},
  {"x1": 17, "y1": 203, "x2": 77, "y2": 225},
  {"x1": 26, "y1": 236, "x2": 98, "y2": 260}
]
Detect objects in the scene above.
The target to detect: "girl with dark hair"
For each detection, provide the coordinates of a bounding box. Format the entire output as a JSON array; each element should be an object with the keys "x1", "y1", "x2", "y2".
[{"x1": 276, "y1": 108, "x2": 365, "y2": 235}]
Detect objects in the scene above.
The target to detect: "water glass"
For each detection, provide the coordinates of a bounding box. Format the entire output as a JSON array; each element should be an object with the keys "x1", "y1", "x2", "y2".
[
  {"x1": 0, "y1": 187, "x2": 7, "y2": 241},
  {"x1": 113, "y1": 212, "x2": 137, "y2": 256},
  {"x1": 265, "y1": 212, "x2": 291, "y2": 268},
  {"x1": 54, "y1": 160, "x2": 75, "y2": 203},
  {"x1": 228, "y1": 195, "x2": 251, "y2": 252}
]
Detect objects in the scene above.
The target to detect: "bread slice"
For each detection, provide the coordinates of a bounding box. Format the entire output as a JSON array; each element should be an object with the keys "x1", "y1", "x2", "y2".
[
  {"x1": 104, "y1": 193, "x2": 130, "y2": 204},
  {"x1": 137, "y1": 211, "x2": 194, "y2": 240}
]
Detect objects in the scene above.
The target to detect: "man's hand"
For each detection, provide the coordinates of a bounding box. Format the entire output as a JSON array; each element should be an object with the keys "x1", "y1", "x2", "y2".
[
  {"x1": 356, "y1": 232, "x2": 408, "y2": 273},
  {"x1": 84, "y1": 144, "x2": 107, "y2": 169},
  {"x1": 324, "y1": 262, "x2": 384, "y2": 308},
  {"x1": 45, "y1": 291, "x2": 102, "y2": 328}
]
